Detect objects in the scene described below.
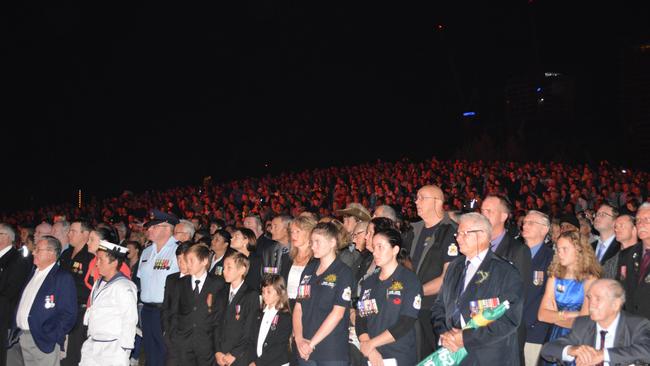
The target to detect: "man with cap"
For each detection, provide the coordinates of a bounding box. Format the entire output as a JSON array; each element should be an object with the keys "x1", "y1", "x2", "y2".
[
  {"x1": 559, "y1": 214, "x2": 580, "y2": 234},
  {"x1": 137, "y1": 210, "x2": 180, "y2": 366},
  {"x1": 337, "y1": 203, "x2": 372, "y2": 236},
  {"x1": 80, "y1": 240, "x2": 138, "y2": 366}
]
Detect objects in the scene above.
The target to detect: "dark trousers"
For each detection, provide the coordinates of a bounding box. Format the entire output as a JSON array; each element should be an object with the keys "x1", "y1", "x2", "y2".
[
  {"x1": 60, "y1": 305, "x2": 86, "y2": 366},
  {"x1": 178, "y1": 335, "x2": 215, "y2": 366},
  {"x1": 416, "y1": 309, "x2": 435, "y2": 362},
  {"x1": 142, "y1": 305, "x2": 166, "y2": 366}
]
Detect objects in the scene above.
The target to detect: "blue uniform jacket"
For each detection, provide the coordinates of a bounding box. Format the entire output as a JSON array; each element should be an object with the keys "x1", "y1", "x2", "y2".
[
  {"x1": 16, "y1": 264, "x2": 78, "y2": 353},
  {"x1": 523, "y1": 243, "x2": 554, "y2": 343}
]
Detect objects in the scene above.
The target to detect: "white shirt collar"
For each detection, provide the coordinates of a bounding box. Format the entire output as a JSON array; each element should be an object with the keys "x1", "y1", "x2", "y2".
[
  {"x1": 599, "y1": 234, "x2": 616, "y2": 250},
  {"x1": 192, "y1": 271, "x2": 208, "y2": 285},
  {"x1": 596, "y1": 312, "x2": 621, "y2": 340},
  {"x1": 230, "y1": 281, "x2": 243, "y2": 296},
  {"x1": 36, "y1": 262, "x2": 56, "y2": 276},
  {"x1": 0, "y1": 245, "x2": 12, "y2": 259}
]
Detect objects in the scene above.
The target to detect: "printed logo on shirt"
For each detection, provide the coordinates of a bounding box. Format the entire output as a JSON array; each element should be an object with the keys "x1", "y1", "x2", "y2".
[
  {"x1": 342, "y1": 286, "x2": 351, "y2": 301},
  {"x1": 447, "y1": 243, "x2": 459, "y2": 256},
  {"x1": 413, "y1": 294, "x2": 421, "y2": 310},
  {"x1": 44, "y1": 295, "x2": 56, "y2": 309},
  {"x1": 387, "y1": 280, "x2": 403, "y2": 297},
  {"x1": 533, "y1": 271, "x2": 545, "y2": 286},
  {"x1": 153, "y1": 259, "x2": 171, "y2": 270},
  {"x1": 321, "y1": 274, "x2": 337, "y2": 288}
]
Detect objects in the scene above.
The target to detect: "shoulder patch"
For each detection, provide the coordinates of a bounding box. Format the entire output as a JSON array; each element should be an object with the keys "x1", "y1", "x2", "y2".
[
  {"x1": 342, "y1": 286, "x2": 351, "y2": 301},
  {"x1": 413, "y1": 294, "x2": 421, "y2": 310}
]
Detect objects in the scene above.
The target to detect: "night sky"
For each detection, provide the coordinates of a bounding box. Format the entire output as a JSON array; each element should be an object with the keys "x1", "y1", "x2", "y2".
[{"x1": 5, "y1": 1, "x2": 650, "y2": 212}]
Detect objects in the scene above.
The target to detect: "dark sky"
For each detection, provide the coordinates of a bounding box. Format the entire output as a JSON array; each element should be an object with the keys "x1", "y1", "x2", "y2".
[{"x1": 5, "y1": 1, "x2": 650, "y2": 212}]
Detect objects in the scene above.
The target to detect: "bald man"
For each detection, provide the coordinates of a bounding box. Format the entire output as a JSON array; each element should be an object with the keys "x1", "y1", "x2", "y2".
[{"x1": 409, "y1": 185, "x2": 459, "y2": 360}]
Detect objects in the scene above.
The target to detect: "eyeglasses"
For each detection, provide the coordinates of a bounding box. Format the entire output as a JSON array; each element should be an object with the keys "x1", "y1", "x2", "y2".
[
  {"x1": 454, "y1": 229, "x2": 484, "y2": 239},
  {"x1": 636, "y1": 217, "x2": 650, "y2": 225},
  {"x1": 595, "y1": 212, "x2": 613, "y2": 218},
  {"x1": 352, "y1": 231, "x2": 366, "y2": 237},
  {"x1": 522, "y1": 220, "x2": 548, "y2": 227},
  {"x1": 174, "y1": 231, "x2": 190, "y2": 236}
]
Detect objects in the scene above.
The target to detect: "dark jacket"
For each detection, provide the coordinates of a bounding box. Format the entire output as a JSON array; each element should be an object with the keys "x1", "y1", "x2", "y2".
[
  {"x1": 215, "y1": 283, "x2": 259, "y2": 366},
  {"x1": 622, "y1": 243, "x2": 650, "y2": 320},
  {"x1": 251, "y1": 310, "x2": 292, "y2": 366},
  {"x1": 591, "y1": 238, "x2": 621, "y2": 265},
  {"x1": 523, "y1": 243, "x2": 554, "y2": 343},
  {"x1": 431, "y1": 250, "x2": 524, "y2": 366}
]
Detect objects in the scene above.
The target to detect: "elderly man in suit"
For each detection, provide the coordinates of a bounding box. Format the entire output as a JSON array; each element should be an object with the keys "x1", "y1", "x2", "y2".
[
  {"x1": 431, "y1": 212, "x2": 524, "y2": 366},
  {"x1": 15, "y1": 236, "x2": 77, "y2": 366},
  {"x1": 541, "y1": 278, "x2": 650, "y2": 366}
]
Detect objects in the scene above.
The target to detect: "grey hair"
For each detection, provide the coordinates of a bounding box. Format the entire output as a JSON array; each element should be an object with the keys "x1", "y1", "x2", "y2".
[
  {"x1": 592, "y1": 278, "x2": 626, "y2": 305},
  {"x1": 374, "y1": 205, "x2": 397, "y2": 222},
  {"x1": 638, "y1": 202, "x2": 650, "y2": 214},
  {"x1": 40, "y1": 235, "x2": 62, "y2": 258},
  {"x1": 177, "y1": 220, "x2": 196, "y2": 238},
  {"x1": 245, "y1": 215, "x2": 263, "y2": 230},
  {"x1": 527, "y1": 210, "x2": 551, "y2": 227},
  {"x1": 53, "y1": 221, "x2": 71, "y2": 230},
  {"x1": 0, "y1": 223, "x2": 16, "y2": 243},
  {"x1": 458, "y1": 212, "x2": 493, "y2": 240}
]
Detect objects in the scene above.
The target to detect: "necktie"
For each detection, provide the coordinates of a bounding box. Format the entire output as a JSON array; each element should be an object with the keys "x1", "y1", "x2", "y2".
[
  {"x1": 193, "y1": 280, "x2": 200, "y2": 298},
  {"x1": 596, "y1": 242, "x2": 605, "y2": 261},
  {"x1": 597, "y1": 330, "x2": 607, "y2": 366},
  {"x1": 229, "y1": 290, "x2": 235, "y2": 303},
  {"x1": 451, "y1": 261, "x2": 470, "y2": 328},
  {"x1": 638, "y1": 250, "x2": 650, "y2": 284}
]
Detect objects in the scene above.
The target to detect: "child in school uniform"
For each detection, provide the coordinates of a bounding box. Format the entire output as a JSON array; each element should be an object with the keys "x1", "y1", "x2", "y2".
[
  {"x1": 251, "y1": 274, "x2": 292, "y2": 366},
  {"x1": 169, "y1": 244, "x2": 225, "y2": 366},
  {"x1": 215, "y1": 252, "x2": 259, "y2": 366}
]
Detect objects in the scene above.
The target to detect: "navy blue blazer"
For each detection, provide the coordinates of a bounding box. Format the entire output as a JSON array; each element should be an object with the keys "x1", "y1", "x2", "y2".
[
  {"x1": 16, "y1": 264, "x2": 78, "y2": 353},
  {"x1": 522, "y1": 243, "x2": 554, "y2": 344},
  {"x1": 431, "y1": 250, "x2": 524, "y2": 366}
]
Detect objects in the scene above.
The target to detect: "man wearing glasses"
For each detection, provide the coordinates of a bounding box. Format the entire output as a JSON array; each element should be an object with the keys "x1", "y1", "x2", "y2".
[
  {"x1": 408, "y1": 185, "x2": 459, "y2": 361},
  {"x1": 15, "y1": 236, "x2": 77, "y2": 366},
  {"x1": 591, "y1": 203, "x2": 621, "y2": 265},
  {"x1": 431, "y1": 212, "x2": 523, "y2": 366}
]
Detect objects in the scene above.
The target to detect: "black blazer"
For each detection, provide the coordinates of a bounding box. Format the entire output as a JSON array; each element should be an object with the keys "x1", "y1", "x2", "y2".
[
  {"x1": 215, "y1": 283, "x2": 259, "y2": 366},
  {"x1": 523, "y1": 243, "x2": 554, "y2": 344},
  {"x1": 162, "y1": 272, "x2": 182, "y2": 335},
  {"x1": 591, "y1": 238, "x2": 621, "y2": 265},
  {"x1": 170, "y1": 274, "x2": 225, "y2": 350},
  {"x1": 493, "y1": 232, "x2": 532, "y2": 292},
  {"x1": 622, "y1": 243, "x2": 650, "y2": 320},
  {"x1": 431, "y1": 250, "x2": 524, "y2": 366},
  {"x1": 251, "y1": 310, "x2": 292, "y2": 366},
  {"x1": 0, "y1": 248, "x2": 31, "y2": 328}
]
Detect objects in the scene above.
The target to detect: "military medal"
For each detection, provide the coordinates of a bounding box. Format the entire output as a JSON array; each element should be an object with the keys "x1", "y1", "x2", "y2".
[
  {"x1": 235, "y1": 304, "x2": 241, "y2": 320},
  {"x1": 447, "y1": 243, "x2": 458, "y2": 256},
  {"x1": 271, "y1": 314, "x2": 279, "y2": 331},
  {"x1": 44, "y1": 295, "x2": 55, "y2": 309},
  {"x1": 206, "y1": 293, "x2": 213, "y2": 313},
  {"x1": 533, "y1": 271, "x2": 544, "y2": 286},
  {"x1": 557, "y1": 284, "x2": 565, "y2": 293},
  {"x1": 620, "y1": 265, "x2": 627, "y2": 280},
  {"x1": 469, "y1": 300, "x2": 479, "y2": 317}
]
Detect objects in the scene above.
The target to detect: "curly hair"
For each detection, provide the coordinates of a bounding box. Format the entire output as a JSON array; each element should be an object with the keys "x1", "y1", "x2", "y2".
[{"x1": 547, "y1": 230, "x2": 602, "y2": 281}]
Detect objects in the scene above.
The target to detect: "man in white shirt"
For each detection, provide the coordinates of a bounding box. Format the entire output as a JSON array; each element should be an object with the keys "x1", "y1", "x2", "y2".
[
  {"x1": 15, "y1": 236, "x2": 77, "y2": 366},
  {"x1": 541, "y1": 279, "x2": 650, "y2": 365}
]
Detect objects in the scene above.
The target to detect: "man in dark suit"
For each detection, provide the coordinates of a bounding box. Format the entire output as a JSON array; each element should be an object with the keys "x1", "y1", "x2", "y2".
[
  {"x1": 622, "y1": 203, "x2": 650, "y2": 321},
  {"x1": 481, "y1": 195, "x2": 531, "y2": 362},
  {"x1": 541, "y1": 279, "x2": 650, "y2": 366},
  {"x1": 591, "y1": 203, "x2": 621, "y2": 265},
  {"x1": 169, "y1": 269, "x2": 225, "y2": 366},
  {"x1": 520, "y1": 211, "x2": 554, "y2": 366},
  {"x1": 432, "y1": 212, "x2": 524, "y2": 366},
  {"x1": 15, "y1": 236, "x2": 77, "y2": 366},
  {"x1": 0, "y1": 224, "x2": 31, "y2": 366}
]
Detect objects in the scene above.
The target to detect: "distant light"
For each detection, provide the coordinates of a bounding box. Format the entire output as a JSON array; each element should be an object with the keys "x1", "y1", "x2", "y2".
[
  {"x1": 538, "y1": 98, "x2": 545, "y2": 103},
  {"x1": 436, "y1": 24, "x2": 444, "y2": 31},
  {"x1": 536, "y1": 87, "x2": 542, "y2": 92},
  {"x1": 544, "y1": 72, "x2": 561, "y2": 77},
  {"x1": 462, "y1": 112, "x2": 476, "y2": 117}
]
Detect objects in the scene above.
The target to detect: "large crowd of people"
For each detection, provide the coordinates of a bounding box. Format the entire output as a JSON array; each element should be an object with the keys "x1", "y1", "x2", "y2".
[{"x1": 1, "y1": 157, "x2": 650, "y2": 366}]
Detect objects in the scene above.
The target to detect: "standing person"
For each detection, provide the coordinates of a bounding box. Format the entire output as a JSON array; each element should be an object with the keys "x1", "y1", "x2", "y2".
[
  {"x1": 431, "y1": 213, "x2": 524, "y2": 366},
  {"x1": 591, "y1": 203, "x2": 621, "y2": 265},
  {"x1": 244, "y1": 215, "x2": 276, "y2": 254},
  {"x1": 161, "y1": 242, "x2": 191, "y2": 366},
  {"x1": 80, "y1": 241, "x2": 138, "y2": 366},
  {"x1": 603, "y1": 214, "x2": 637, "y2": 280},
  {"x1": 263, "y1": 215, "x2": 293, "y2": 278},
  {"x1": 169, "y1": 244, "x2": 225, "y2": 366},
  {"x1": 230, "y1": 228, "x2": 263, "y2": 290},
  {"x1": 209, "y1": 229, "x2": 234, "y2": 278},
  {"x1": 215, "y1": 253, "x2": 258, "y2": 366},
  {"x1": 84, "y1": 226, "x2": 132, "y2": 300},
  {"x1": 0, "y1": 224, "x2": 31, "y2": 366},
  {"x1": 408, "y1": 185, "x2": 458, "y2": 360},
  {"x1": 138, "y1": 210, "x2": 180, "y2": 366},
  {"x1": 60, "y1": 219, "x2": 95, "y2": 366},
  {"x1": 520, "y1": 211, "x2": 554, "y2": 366},
  {"x1": 538, "y1": 231, "x2": 601, "y2": 366},
  {"x1": 293, "y1": 222, "x2": 353, "y2": 366},
  {"x1": 622, "y1": 203, "x2": 650, "y2": 320},
  {"x1": 287, "y1": 216, "x2": 317, "y2": 307},
  {"x1": 15, "y1": 236, "x2": 77, "y2": 366},
  {"x1": 252, "y1": 274, "x2": 292, "y2": 366},
  {"x1": 356, "y1": 228, "x2": 422, "y2": 366}
]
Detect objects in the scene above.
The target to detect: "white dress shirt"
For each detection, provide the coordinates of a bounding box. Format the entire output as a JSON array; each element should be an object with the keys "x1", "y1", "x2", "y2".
[
  {"x1": 191, "y1": 272, "x2": 208, "y2": 293},
  {"x1": 287, "y1": 265, "x2": 305, "y2": 299},
  {"x1": 596, "y1": 235, "x2": 616, "y2": 262},
  {"x1": 229, "y1": 282, "x2": 243, "y2": 303},
  {"x1": 16, "y1": 262, "x2": 56, "y2": 330},
  {"x1": 257, "y1": 306, "x2": 279, "y2": 357},
  {"x1": 0, "y1": 245, "x2": 12, "y2": 259},
  {"x1": 562, "y1": 313, "x2": 621, "y2": 363}
]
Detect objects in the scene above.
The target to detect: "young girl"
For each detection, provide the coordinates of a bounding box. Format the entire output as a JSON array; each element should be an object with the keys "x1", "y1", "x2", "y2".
[
  {"x1": 215, "y1": 252, "x2": 259, "y2": 366},
  {"x1": 251, "y1": 274, "x2": 292, "y2": 366},
  {"x1": 170, "y1": 244, "x2": 226, "y2": 366}
]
